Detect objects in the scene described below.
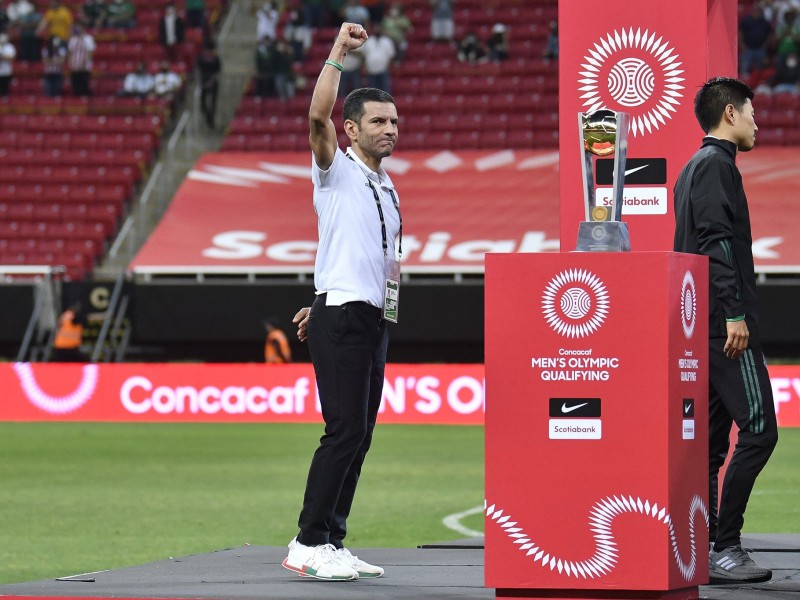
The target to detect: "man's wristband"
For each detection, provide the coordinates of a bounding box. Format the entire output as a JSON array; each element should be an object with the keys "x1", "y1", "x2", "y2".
[
  {"x1": 726, "y1": 315, "x2": 745, "y2": 322},
  {"x1": 324, "y1": 59, "x2": 344, "y2": 72}
]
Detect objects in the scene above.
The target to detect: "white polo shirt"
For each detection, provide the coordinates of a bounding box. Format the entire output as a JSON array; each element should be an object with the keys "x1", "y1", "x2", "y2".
[{"x1": 312, "y1": 147, "x2": 401, "y2": 308}]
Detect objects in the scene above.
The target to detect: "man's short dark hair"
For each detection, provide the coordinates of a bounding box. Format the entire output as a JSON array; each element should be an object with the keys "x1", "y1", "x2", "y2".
[
  {"x1": 343, "y1": 87, "x2": 396, "y2": 125},
  {"x1": 694, "y1": 77, "x2": 754, "y2": 133}
]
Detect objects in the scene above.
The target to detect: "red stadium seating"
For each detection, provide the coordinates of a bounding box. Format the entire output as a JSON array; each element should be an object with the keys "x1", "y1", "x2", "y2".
[{"x1": 0, "y1": 0, "x2": 216, "y2": 280}]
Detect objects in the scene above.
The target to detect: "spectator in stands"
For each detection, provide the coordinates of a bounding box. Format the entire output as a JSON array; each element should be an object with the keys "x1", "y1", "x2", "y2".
[
  {"x1": 381, "y1": 3, "x2": 412, "y2": 64},
  {"x1": 41, "y1": 34, "x2": 67, "y2": 96},
  {"x1": 67, "y1": 21, "x2": 95, "y2": 96},
  {"x1": 255, "y1": 35, "x2": 294, "y2": 98},
  {"x1": 7, "y1": 0, "x2": 41, "y2": 61},
  {"x1": 763, "y1": 0, "x2": 800, "y2": 28},
  {"x1": 271, "y1": 37, "x2": 296, "y2": 99},
  {"x1": 283, "y1": 10, "x2": 312, "y2": 63},
  {"x1": 362, "y1": 0, "x2": 385, "y2": 25},
  {"x1": 154, "y1": 60, "x2": 182, "y2": 98},
  {"x1": 0, "y1": 32, "x2": 15, "y2": 97},
  {"x1": 184, "y1": 0, "x2": 204, "y2": 29},
  {"x1": 456, "y1": 30, "x2": 486, "y2": 64},
  {"x1": 53, "y1": 303, "x2": 86, "y2": 362},
  {"x1": 342, "y1": 0, "x2": 369, "y2": 26},
  {"x1": 328, "y1": 0, "x2": 347, "y2": 26},
  {"x1": 430, "y1": 0, "x2": 454, "y2": 43},
  {"x1": 301, "y1": 0, "x2": 325, "y2": 29},
  {"x1": 5, "y1": 0, "x2": 27, "y2": 24},
  {"x1": 37, "y1": 0, "x2": 72, "y2": 44},
  {"x1": 0, "y1": 5, "x2": 9, "y2": 30},
  {"x1": 338, "y1": 45, "x2": 362, "y2": 97},
  {"x1": 105, "y1": 0, "x2": 135, "y2": 29},
  {"x1": 197, "y1": 39, "x2": 221, "y2": 128},
  {"x1": 255, "y1": 1, "x2": 280, "y2": 42},
  {"x1": 487, "y1": 22, "x2": 509, "y2": 63},
  {"x1": 263, "y1": 318, "x2": 291, "y2": 363},
  {"x1": 159, "y1": 2, "x2": 185, "y2": 63},
  {"x1": 739, "y1": 3, "x2": 772, "y2": 77},
  {"x1": 254, "y1": 35, "x2": 274, "y2": 96},
  {"x1": 122, "y1": 60, "x2": 155, "y2": 98},
  {"x1": 361, "y1": 23, "x2": 394, "y2": 93},
  {"x1": 775, "y1": 7, "x2": 800, "y2": 57},
  {"x1": 769, "y1": 51, "x2": 800, "y2": 93},
  {"x1": 81, "y1": 0, "x2": 106, "y2": 29},
  {"x1": 543, "y1": 19, "x2": 558, "y2": 61}
]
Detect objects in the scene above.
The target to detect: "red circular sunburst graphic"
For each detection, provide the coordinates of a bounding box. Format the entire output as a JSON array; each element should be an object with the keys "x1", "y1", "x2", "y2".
[{"x1": 578, "y1": 27, "x2": 685, "y2": 138}]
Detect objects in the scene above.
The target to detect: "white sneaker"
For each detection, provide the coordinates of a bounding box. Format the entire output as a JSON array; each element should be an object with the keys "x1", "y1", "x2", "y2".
[
  {"x1": 336, "y1": 547, "x2": 384, "y2": 578},
  {"x1": 281, "y1": 538, "x2": 359, "y2": 581}
]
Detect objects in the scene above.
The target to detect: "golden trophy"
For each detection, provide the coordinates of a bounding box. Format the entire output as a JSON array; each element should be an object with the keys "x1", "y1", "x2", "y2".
[{"x1": 576, "y1": 109, "x2": 631, "y2": 252}]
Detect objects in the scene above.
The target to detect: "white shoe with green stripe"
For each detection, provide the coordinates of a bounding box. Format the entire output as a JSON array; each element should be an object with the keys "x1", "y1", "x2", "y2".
[{"x1": 282, "y1": 538, "x2": 359, "y2": 581}]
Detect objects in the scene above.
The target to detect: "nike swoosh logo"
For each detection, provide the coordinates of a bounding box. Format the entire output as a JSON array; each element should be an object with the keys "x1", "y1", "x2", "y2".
[
  {"x1": 684, "y1": 405, "x2": 691, "y2": 414},
  {"x1": 562, "y1": 402, "x2": 588, "y2": 413},
  {"x1": 624, "y1": 164, "x2": 649, "y2": 176}
]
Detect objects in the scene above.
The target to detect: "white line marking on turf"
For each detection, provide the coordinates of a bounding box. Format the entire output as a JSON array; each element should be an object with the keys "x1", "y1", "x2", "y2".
[
  {"x1": 443, "y1": 505, "x2": 484, "y2": 537},
  {"x1": 55, "y1": 569, "x2": 110, "y2": 580}
]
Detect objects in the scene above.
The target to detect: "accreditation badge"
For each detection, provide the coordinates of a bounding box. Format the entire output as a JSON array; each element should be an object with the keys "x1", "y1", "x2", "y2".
[{"x1": 384, "y1": 257, "x2": 400, "y2": 323}]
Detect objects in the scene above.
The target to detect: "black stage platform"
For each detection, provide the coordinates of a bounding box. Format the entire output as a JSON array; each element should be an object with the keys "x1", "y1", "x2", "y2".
[{"x1": 1, "y1": 535, "x2": 798, "y2": 600}]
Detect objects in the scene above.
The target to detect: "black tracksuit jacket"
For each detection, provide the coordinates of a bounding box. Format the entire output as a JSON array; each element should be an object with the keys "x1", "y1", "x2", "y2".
[{"x1": 673, "y1": 137, "x2": 760, "y2": 339}]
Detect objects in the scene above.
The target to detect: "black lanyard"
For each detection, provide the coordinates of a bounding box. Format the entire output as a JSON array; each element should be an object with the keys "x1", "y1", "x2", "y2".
[{"x1": 347, "y1": 152, "x2": 403, "y2": 259}]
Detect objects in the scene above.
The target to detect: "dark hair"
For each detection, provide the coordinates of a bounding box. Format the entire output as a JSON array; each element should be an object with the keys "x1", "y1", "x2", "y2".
[
  {"x1": 343, "y1": 87, "x2": 396, "y2": 125},
  {"x1": 694, "y1": 77, "x2": 754, "y2": 133}
]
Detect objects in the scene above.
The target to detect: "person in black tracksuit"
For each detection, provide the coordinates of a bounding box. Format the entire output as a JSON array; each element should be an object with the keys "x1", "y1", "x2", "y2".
[{"x1": 674, "y1": 77, "x2": 778, "y2": 584}]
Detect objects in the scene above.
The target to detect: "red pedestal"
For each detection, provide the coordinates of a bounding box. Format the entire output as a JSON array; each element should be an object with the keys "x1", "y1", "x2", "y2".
[{"x1": 485, "y1": 252, "x2": 709, "y2": 599}]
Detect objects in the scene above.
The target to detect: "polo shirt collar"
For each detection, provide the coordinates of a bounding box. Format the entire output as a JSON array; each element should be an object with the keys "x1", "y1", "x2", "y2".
[{"x1": 346, "y1": 147, "x2": 395, "y2": 189}]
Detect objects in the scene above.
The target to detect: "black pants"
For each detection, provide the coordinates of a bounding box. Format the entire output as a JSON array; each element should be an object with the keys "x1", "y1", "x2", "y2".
[
  {"x1": 708, "y1": 336, "x2": 778, "y2": 551},
  {"x1": 297, "y1": 295, "x2": 388, "y2": 548},
  {"x1": 200, "y1": 82, "x2": 218, "y2": 127},
  {"x1": 71, "y1": 71, "x2": 91, "y2": 96}
]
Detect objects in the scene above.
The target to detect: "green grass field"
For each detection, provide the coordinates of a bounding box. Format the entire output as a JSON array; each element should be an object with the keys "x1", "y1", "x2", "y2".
[{"x1": 0, "y1": 423, "x2": 797, "y2": 585}]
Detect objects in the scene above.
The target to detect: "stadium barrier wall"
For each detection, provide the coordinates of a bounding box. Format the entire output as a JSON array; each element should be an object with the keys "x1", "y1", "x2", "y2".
[
  {"x1": 2, "y1": 282, "x2": 799, "y2": 363},
  {"x1": 1, "y1": 362, "x2": 798, "y2": 426}
]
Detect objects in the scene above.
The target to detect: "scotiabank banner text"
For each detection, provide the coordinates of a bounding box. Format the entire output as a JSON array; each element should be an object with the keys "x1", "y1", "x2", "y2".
[
  {"x1": 127, "y1": 151, "x2": 800, "y2": 273},
  {"x1": 2, "y1": 363, "x2": 798, "y2": 426}
]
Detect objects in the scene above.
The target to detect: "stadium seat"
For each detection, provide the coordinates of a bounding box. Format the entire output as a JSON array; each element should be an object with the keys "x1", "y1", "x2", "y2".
[
  {"x1": 221, "y1": 134, "x2": 249, "y2": 152},
  {"x1": 773, "y1": 93, "x2": 799, "y2": 110}
]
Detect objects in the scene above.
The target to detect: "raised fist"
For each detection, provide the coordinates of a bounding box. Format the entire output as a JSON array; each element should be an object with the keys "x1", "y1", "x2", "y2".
[{"x1": 336, "y1": 22, "x2": 369, "y2": 50}]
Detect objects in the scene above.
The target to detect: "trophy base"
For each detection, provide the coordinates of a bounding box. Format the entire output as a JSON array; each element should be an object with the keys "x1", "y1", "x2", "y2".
[{"x1": 575, "y1": 221, "x2": 631, "y2": 252}]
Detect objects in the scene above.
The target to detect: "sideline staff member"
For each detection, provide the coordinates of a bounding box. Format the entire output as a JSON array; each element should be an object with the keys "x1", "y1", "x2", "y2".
[
  {"x1": 673, "y1": 77, "x2": 777, "y2": 585},
  {"x1": 52, "y1": 303, "x2": 86, "y2": 362},
  {"x1": 282, "y1": 22, "x2": 401, "y2": 581},
  {"x1": 263, "y1": 318, "x2": 291, "y2": 363}
]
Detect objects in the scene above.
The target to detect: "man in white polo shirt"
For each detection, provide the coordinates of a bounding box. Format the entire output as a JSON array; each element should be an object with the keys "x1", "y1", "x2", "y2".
[{"x1": 281, "y1": 22, "x2": 401, "y2": 582}]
